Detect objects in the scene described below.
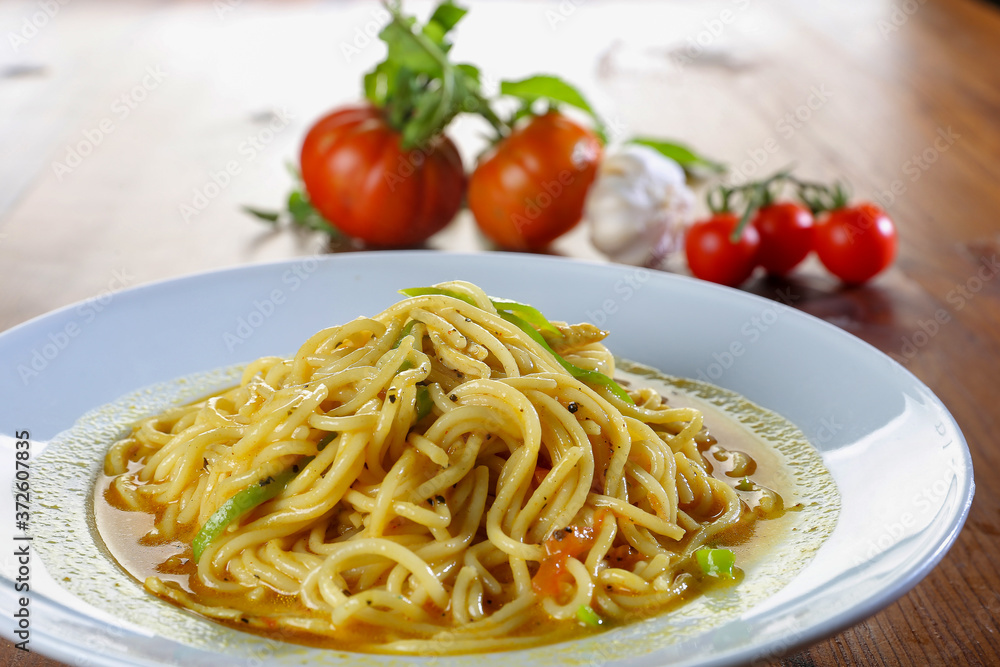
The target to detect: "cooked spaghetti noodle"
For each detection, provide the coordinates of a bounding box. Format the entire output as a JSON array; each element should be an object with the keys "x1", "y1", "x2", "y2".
[{"x1": 102, "y1": 281, "x2": 782, "y2": 653}]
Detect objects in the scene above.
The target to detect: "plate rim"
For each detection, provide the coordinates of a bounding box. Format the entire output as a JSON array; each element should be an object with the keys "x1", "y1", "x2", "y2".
[{"x1": 0, "y1": 250, "x2": 976, "y2": 666}]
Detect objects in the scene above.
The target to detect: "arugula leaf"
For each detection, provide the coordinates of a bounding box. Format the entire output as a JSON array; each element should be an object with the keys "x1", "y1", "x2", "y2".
[
  {"x1": 428, "y1": 1, "x2": 467, "y2": 34},
  {"x1": 244, "y1": 186, "x2": 338, "y2": 235},
  {"x1": 628, "y1": 137, "x2": 726, "y2": 175},
  {"x1": 287, "y1": 190, "x2": 336, "y2": 232},
  {"x1": 363, "y1": 1, "x2": 501, "y2": 149}
]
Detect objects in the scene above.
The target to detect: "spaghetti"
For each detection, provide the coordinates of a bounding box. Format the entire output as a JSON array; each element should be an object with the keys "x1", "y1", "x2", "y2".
[{"x1": 102, "y1": 281, "x2": 783, "y2": 653}]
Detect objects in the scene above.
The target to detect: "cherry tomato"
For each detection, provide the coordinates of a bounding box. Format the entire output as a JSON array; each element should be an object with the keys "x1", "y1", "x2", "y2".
[
  {"x1": 814, "y1": 203, "x2": 897, "y2": 284},
  {"x1": 468, "y1": 112, "x2": 602, "y2": 251},
  {"x1": 752, "y1": 202, "x2": 814, "y2": 275},
  {"x1": 685, "y1": 213, "x2": 761, "y2": 287},
  {"x1": 300, "y1": 106, "x2": 465, "y2": 247}
]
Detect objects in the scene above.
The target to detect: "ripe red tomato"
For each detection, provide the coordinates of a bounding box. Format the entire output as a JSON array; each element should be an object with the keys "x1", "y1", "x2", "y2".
[
  {"x1": 468, "y1": 112, "x2": 602, "y2": 251},
  {"x1": 300, "y1": 106, "x2": 465, "y2": 247},
  {"x1": 814, "y1": 203, "x2": 897, "y2": 284},
  {"x1": 752, "y1": 202, "x2": 814, "y2": 275},
  {"x1": 685, "y1": 213, "x2": 761, "y2": 287}
]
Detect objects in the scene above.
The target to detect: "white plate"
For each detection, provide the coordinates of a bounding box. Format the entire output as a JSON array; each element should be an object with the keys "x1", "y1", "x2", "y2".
[{"x1": 0, "y1": 251, "x2": 974, "y2": 666}]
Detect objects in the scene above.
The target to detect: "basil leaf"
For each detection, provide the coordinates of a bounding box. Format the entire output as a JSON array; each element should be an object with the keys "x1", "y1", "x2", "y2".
[
  {"x1": 501, "y1": 74, "x2": 606, "y2": 141},
  {"x1": 628, "y1": 137, "x2": 726, "y2": 174},
  {"x1": 501, "y1": 74, "x2": 596, "y2": 116}
]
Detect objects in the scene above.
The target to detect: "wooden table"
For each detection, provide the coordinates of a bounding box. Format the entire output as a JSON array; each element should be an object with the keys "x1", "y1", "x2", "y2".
[{"x1": 2, "y1": 0, "x2": 998, "y2": 664}]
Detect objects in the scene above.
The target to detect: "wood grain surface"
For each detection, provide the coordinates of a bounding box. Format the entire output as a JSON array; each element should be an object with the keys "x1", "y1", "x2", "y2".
[{"x1": 1, "y1": 0, "x2": 998, "y2": 665}]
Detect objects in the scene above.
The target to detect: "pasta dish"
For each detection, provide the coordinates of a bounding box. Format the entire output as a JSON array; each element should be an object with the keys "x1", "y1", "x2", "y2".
[{"x1": 101, "y1": 281, "x2": 792, "y2": 653}]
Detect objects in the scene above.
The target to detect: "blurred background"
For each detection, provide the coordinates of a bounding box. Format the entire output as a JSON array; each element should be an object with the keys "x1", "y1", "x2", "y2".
[{"x1": 2, "y1": 1, "x2": 999, "y2": 665}]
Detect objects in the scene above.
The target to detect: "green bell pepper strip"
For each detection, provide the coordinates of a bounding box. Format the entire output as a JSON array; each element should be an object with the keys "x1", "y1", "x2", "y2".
[
  {"x1": 392, "y1": 320, "x2": 418, "y2": 349},
  {"x1": 399, "y1": 287, "x2": 631, "y2": 404},
  {"x1": 399, "y1": 286, "x2": 476, "y2": 306},
  {"x1": 695, "y1": 547, "x2": 736, "y2": 578},
  {"x1": 398, "y1": 287, "x2": 562, "y2": 337},
  {"x1": 500, "y1": 311, "x2": 634, "y2": 405},
  {"x1": 191, "y1": 433, "x2": 337, "y2": 562},
  {"x1": 191, "y1": 465, "x2": 301, "y2": 563},
  {"x1": 576, "y1": 604, "x2": 603, "y2": 627},
  {"x1": 415, "y1": 384, "x2": 434, "y2": 421},
  {"x1": 488, "y1": 297, "x2": 562, "y2": 337}
]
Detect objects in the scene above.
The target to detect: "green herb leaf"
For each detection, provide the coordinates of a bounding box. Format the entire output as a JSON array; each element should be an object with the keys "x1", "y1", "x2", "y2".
[
  {"x1": 243, "y1": 189, "x2": 338, "y2": 235},
  {"x1": 287, "y1": 190, "x2": 338, "y2": 233},
  {"x1": 501, "y1": 74, "x2": 606, "y2": 141},
  {"x1": 501, "y1": 74, "x2": 596, "y2": 116},
  {"x1": 364, "y1": 1, "x2": 491, "y2": 149},
  {"x1": 695, "y1": 547, "x2": 736, "y2": 578},
  {"x1": 629, "y1": 137, "x2": 726, "y2": 175},
  {"x1": 426, "y1": 1, "x2": 467, "y2": 46},
  {"x1": 242, "y1": 206, "x2": 280, "y2": 223}
]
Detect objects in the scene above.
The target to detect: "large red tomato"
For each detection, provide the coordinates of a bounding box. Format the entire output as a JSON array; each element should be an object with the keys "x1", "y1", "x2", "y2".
[
  {"x1": 468, "y1": 112, "x2": 602, "y2": 251},
  {"x1": 300, "y1": 106, "x2": 465, "y2": 247}
]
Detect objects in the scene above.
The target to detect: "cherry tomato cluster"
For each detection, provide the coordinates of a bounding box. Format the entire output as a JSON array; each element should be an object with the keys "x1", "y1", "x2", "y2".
[{"x1": 685, "y1": 174, "x2": 897, "y2": 287}]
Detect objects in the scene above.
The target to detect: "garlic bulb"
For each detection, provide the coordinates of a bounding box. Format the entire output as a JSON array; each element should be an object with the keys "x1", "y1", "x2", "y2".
[{"x1": 585, "y1": 144, "x2": 695, "y2": 266}]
